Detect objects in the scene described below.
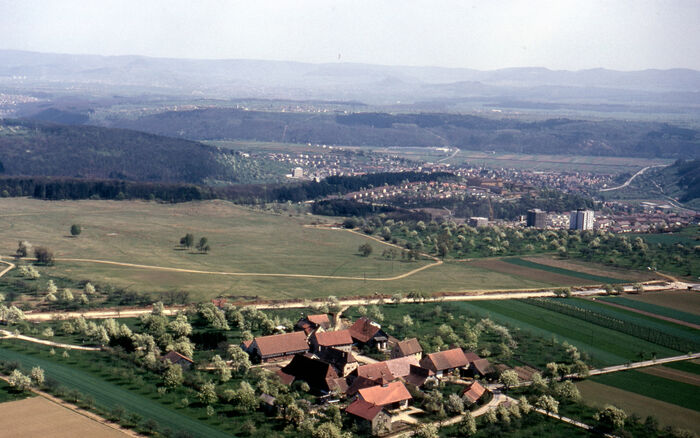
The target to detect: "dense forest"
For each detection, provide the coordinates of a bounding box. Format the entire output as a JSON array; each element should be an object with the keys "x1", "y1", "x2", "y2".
[
  {"x1": 0, "y1": 171, "x2": 455, "y2": 204},
  {"x1": 0, "y1": 119, "x2": 287, "y2": 184},
  {"x1": 105, "y1": 108, "x2": 700, "y2": 158}
]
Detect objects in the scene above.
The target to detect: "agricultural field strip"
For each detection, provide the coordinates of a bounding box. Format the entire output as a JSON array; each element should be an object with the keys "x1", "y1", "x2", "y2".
[
  {"x1": 0, "y1": 346, "x2": 231, "y2": 438},
  {"x1": 594, "y1": 299, "x2": 700, "y2": 330},
  {"x1": 598, "y1": 296, "x2": 700, "y2": 326},
  {"x1": 0, "y1": 329, "x2": 101, "y2": 351},
  {"x1": 590, "y1": 369, "x2": 700, "y2": 411},
  {"x1": 638, "y1": 365, "x2": 700, "y2": 386},
  {"x1": 503, "y1": 258, "x2": 624, "y2": 284},
  {"x1": 665, "y1": 360, "x2": 700, "y2": 375},
  {"x1": 452, "y1": 300, "x2": 679, "y2": 365},
  {"x1": 564, "y1": 298, "x2": 700, "y2": 346},
  {"x1": 48, "y1": 256, "x2": 441, "y2": 282}
]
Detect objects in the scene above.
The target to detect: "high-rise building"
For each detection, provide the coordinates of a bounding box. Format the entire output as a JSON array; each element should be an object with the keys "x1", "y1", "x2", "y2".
[
  {"x1": 569, "y1": 209, "x2": 594, "y2": 230},
  {"x1": 292, "y1": 167, "x2": 304, "y2": 178},
  {"x1": 526, "y1": 209, "x2": 546, "y2": 228}
]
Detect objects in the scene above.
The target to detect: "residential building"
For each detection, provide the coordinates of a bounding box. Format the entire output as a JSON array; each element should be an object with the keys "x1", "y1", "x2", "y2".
[
  {"x1": 348, "y1": 317, "x2": 389, "y2": 350},
  {"x1": 570, "y1": 209, "x2": 595, "y2": 230},
  {"x1": 526, "y1": 209, "x2": 547, "y2": 228},
  {"x1": 310, "y1": 329, "x2": 354, "y2": 353},
  {"x1": 249, "y1": 331, "x2": 309, "y2": 363},
  {"x1": 391, "y1": 338, "x2": 423, "y2": 360},
  {"x1": 468, "y1": 217, "x2": 489, "y2": 228},
  {"x1": 462, "y1": 381, "x2": 487, "y2": 404},
  {"x1": 295, "y1": 314, "x2": 331, "y2": 336},
  {"x1": 316, "y1": 347, "x2": 358, "y2": 377},
  {"x1": 278, "y1": 354, "x2": 342, "y2": 393},
  {"x1": 357, "y1": 381, "x2": 412, "y2": 410},
  {"x1": 345, "y1": 400, "x2": 392, "y2": 436},
  {"x1": 161, "y1": 351, "x2": 194, "y2": 370},
  {"x1": 419, "y1": 348, "x2": 468, "y2": 378}
]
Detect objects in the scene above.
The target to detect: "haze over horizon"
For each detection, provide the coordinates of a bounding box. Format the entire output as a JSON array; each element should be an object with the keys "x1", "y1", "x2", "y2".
[{"x1": 1, "y1": 0, "x2": 699, "y2": 72}]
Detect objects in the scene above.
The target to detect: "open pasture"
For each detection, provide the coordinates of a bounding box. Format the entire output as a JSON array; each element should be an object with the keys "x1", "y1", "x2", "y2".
[{"x1": 0, "y1": 198, "x2": 600, "y2": 300}]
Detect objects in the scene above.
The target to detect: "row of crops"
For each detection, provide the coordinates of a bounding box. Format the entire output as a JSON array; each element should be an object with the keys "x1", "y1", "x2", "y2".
[{"x1": 523, "y1": 298, "x2": 700, "y2": 353}]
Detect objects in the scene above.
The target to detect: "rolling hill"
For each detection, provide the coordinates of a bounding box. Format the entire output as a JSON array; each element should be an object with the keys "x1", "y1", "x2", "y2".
[{"x1": 0, "y1": 119, "x2": 287, "y2": 184}]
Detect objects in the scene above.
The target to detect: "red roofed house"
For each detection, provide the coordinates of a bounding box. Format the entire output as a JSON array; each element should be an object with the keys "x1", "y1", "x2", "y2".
[
  {"x1": 390, "y1": 338, "x2": 423, "y2": 361},
  {"x1": 462, "y1": 381, "x2": 487, "y2": 404},
  {"x1": 384, "y1": 356, "x2": 419, "y2": 379},
  {"x1": 162, "y1": 350, "x2": 194, "y2": 370},
  {"x1": 358, "y1": 381, "x2": 412, "y2": 410},
  {"x1": 355, "y1": 362, "x2": 394, "y2": 385},
  {"x1": 309, "y1": 329, "x2": 353, "y2": 353},
  {"x1": 295, "y1": 314, "x2": 331, "y2": 336},
  {"x1": 348, "y1": 317, "x2": 389, "y2": 351},
  {"x1": 278, "y1": 354, "x2": 341, "y2": 393},
  {"x1": 249, "y1": 331, "x2": 309, "y2": 363},
  {"x1": 419, "y1": 348, "x2": 468, "y2": 379},
  {"x1": 346, "y1": 399, "x2": 392, "y2": 436}
]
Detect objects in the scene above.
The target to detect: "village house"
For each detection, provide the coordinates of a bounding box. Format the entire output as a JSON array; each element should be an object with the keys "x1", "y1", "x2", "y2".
[
  {"x1": 348, "y1": 317, "x2": 389, "y2": 351},
  {"x1": 161, "y1": 350, "x2": 194, "y2": 370},
  {"x1": 316, "y1": 347, "x2": 358, "y2": 377},
  {"x1": 295, "y1": 314, "x2": 331, "y2": 336},
  {"x1": 248, "y1": 331, "x2": 309, "y2": 363},
  {"x1": 357, "y1": 381, "x2": 412, "y2": 410},
  {"x1": 390, "y1": 338, "x2": 423, "y2": 360},
  {"x1": 464, "y1": 351, "x2": 492, "y2": 378},
  {"x1": 462, "y1": 381, "x2": 487, "y2": 405},
  {"x1": 309, "y1": 329, "x2": 353, "y2": 353},
  {"x1": 278, "y1": 354, "x2": 343, "y2": 393},
  {"x1": 419, "y1": 348, "x2": 468, "y2": 378},
  {"x1": 345, "y1": 399, "x2": 393, "y2": 436}
]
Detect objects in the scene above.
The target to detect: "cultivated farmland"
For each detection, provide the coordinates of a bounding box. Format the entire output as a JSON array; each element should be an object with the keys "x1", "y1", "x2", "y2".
[{"x1": 0, "y1": 397, "x2": 131, "y2": 438}]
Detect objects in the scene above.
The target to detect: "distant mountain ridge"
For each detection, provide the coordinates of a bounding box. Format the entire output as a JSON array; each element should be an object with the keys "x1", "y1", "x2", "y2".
[{"x1": 1, "y1": 50, "x2": 699, "y2": 104}]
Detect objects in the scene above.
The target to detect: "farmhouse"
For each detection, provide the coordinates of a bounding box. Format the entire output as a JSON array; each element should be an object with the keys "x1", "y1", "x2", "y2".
[
  {"x1": 390, "y1": 338, "x2": 423, "y2": 360},
  {"x1": 316, "y1": 347, "x2": 358, "y2": 377},
  {"x1": 348, "y1": 317, "x2": 389, "y2": 350},
  {"x1": 345, "y1": 399, "x2": 393, "y2": 436},
  {"x1": 355, "y1": 362, "x2": 394, "y2": 384},
  {"x1": 278, "y1": 354, "x2": 341, "y2": 393},
  {"x1": 357, "y1": 381, "x2": 412, "y2": 410},
  {"x1": 310, "y1": 329, "x2": 353, "y2": 353},
  {"x1": 249, "y1": 331, "x2": 309, "y2": 363},
  {"x1": 462, "y1": 381, "x2": 487, "y2": 404},
  {"x1": 296, "y1": 314, "x2": 331, "y2": 335},
  {"x1": 161, "y1": 350, "x2": 194, "y2": 370},
  {"x1": 419, "y1": 348, "x2": 468, "y2": 378}
]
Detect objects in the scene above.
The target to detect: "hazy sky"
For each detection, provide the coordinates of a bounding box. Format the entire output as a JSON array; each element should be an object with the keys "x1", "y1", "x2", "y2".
[{"x1": 1, "y1": 0, "x2": 699, "y2": 71}]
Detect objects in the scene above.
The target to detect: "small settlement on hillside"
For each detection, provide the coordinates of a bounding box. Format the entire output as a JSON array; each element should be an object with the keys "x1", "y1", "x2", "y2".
[{"x1": 239, "y1": 313, "x2": 500, "y2": 436}]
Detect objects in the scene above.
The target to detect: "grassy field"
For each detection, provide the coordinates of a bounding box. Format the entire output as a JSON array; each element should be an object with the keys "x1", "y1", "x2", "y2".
[
  {"x1": 577, "y1": 380, "x2": 700, "y2": 434},
  {"x1": 0, "y1": 198, "x2": 596, "y2": 301},
  {"x1": 628, "y1": 227, "x2": 700, "y2": 247},
  {"x1": 0, "y1": 343, "x2": 232, "y2": 438},
  {"x1": 589, "y1": 369, "x2": 700, "y2": 411},
  {"x1": 0, "y1": 397, "x2": 130, "y2": 438},
  {"x1": 598, "y1": 296, "x2": 700, "y2": 326},
  {"x1": 503, "y1": 258, "x2": 625, "y2": 284}
]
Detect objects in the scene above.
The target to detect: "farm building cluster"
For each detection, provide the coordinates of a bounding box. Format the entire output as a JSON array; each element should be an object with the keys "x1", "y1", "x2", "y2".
[{"x1": 236, "y1": 314, "x2": 518, "y2": 436}]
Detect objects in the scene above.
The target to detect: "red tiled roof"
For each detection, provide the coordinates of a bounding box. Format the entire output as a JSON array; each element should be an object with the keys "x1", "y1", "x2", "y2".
[
  {"x1": 347, "y1": 376, "x2": 379, "y2": 396},
  {"x1": 356, "y1": 362, "x2": 394, "y2": 382},
  {"x1": 346, "y1": 399, "x2": 384, "y2": 421},
  {"x1": 463, "y1": 351, "x2": 482, "y2": 362},
  {"x1": 419, "y1": 348, "x2": 468, "y2": 372},
  {"x1": 348, "y1": 317, "x2": 383, "y2": 343},
  {"x1": 276, "y1": 370, "x2": 295, "y2": 385},
  {"x1": 253, "y1": 331, "x2": 309, "y2": 357},
  {"x1": 385, "y1": 356, "x2": 419, "y2": 378},
  {"x1": 462, "y1": 381, "x2": 486, "y2": 403},
  {"x1": 162, "y1": 350, "x2": 193, "y2": 364},
  {"x1": 307, "y1": 314, "x2": 331, "y2": 327},
  {"x1": 395, "y1": 338, "x2": 422, "y2": 356},
  {"x1": 471, "y1": 359, "x2": 492, "y2": 376},
  {"x1": 358, "y1": 381, "x2": 412, "y2": 406},
  {"x1": 313, "y1": 329, "x2": 353, "y2": 347},
  {"x1": 241, "y1": 340, "x2": 253, "y2": 349}
]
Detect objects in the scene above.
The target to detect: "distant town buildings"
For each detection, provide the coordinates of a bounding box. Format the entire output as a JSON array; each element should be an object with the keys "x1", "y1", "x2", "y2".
[
  {"x1": 468, "y1": 217, "x2": 489, "y2": 228},
  {"x1": 292, "y1": 167, "x2": 304, "y2": 178},
  {"x1": 570, "y1": 209, "x2": 595, "y2": 230},
  {"x1": 526, "y1": 209, "x2": 547, "y2": 228}
]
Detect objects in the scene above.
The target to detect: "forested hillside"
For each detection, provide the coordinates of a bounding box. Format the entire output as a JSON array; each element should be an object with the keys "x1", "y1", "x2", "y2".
[
  {"x1": 107, "y1": 108, "x2": 700, "y2": 158},
  {"x1": 0, "y1": 119, "x2": 287, "y2": 184}
]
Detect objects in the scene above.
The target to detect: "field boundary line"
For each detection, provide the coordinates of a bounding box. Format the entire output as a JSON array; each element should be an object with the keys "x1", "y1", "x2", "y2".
[
  {"x1": 593, "y1": 299, "x2": 700, "y2": 330},
  {"x1": 0, "y1": 374, "x2": 144, "y2": 438},
  {"x1": 26, "y1": 256, "x2": 443, "y2": 282},
  {"x1": 0, "y1": 329, "x2": 101, "y2": 351},
  {"x1": 0, "y1": 256, "x2": 15, "y2": 279}
]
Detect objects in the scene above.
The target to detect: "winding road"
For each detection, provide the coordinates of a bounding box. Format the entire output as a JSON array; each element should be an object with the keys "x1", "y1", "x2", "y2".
[{"x1": 599, "y1": 165, "x2": 667, "y2": 192}]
